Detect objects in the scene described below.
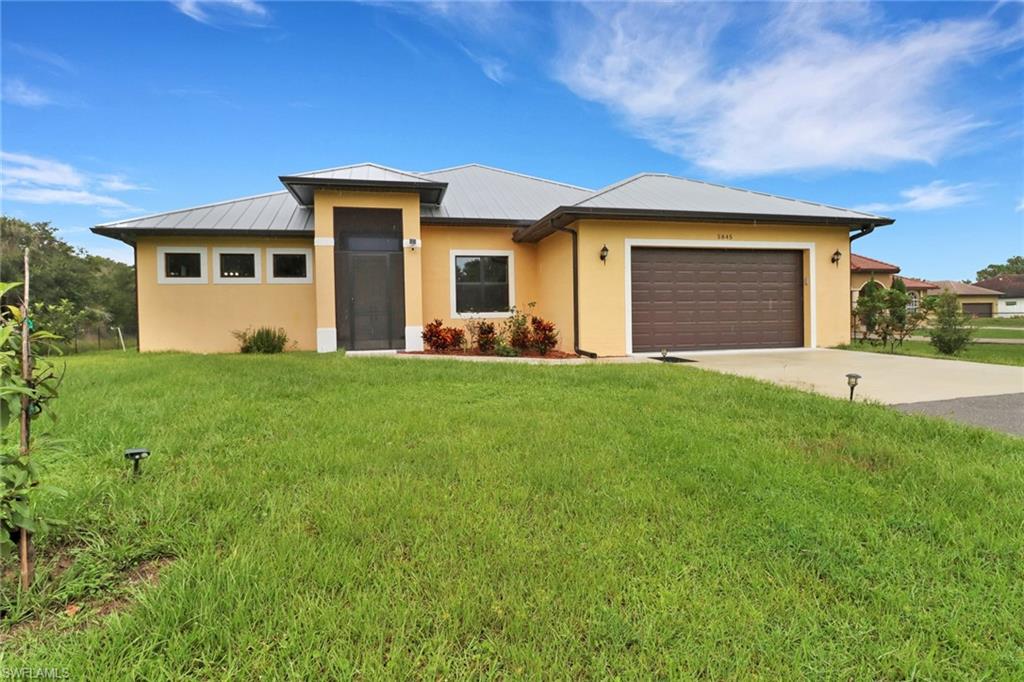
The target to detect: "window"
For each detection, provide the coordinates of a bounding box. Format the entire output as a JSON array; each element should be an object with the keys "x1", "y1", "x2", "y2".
[
  {"x1": 907, "y1": 291, "x2": 919, "y2": 311},
  {"x1": 213, "y1": 248, "x2": 260, "y2": 284},
  {"x1": 450, "y1": 251, "x2": 514, "y2": 317},
  {"x1": 157, "y1": 246, "x2": 207, "y2": 284},
  {"x1": 266, "y1": 248, "x2": 313, "y2": 284},
  {"x1": 1007, "y1": 301, "x2": 1017, "y2": 307}
]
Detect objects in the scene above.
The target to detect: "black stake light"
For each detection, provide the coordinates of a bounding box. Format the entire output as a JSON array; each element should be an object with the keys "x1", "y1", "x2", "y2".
[
  {"x1": 845, "y1": 373, "x2": 861, "y2": 401},
  {"x1": 124, "y1": 448, "x2": 150, "y2": 477}
]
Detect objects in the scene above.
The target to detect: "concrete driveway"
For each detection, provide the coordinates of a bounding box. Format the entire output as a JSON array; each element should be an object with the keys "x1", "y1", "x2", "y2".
[{"x1": 688, "y1": 349, "x2": 1024, "y2": 404}]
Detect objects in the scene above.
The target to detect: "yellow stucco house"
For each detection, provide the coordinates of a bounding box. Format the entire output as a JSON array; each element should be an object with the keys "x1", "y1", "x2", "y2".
[{"x1": 92, "y1": 163, "x2": 893, "y2": 356}]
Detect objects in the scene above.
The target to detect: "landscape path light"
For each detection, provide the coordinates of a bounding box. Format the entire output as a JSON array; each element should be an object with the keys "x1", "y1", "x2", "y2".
[
  {"x1": 124, "y1": 448, "x2": 150, "y2": 477},
  {"x1": 846, "y1": 373, "x2": 861, "y2": 402}
]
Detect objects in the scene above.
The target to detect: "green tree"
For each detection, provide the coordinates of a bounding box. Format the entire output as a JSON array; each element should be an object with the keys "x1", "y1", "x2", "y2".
[
  {"x1": 855, "y1": 279, "x2": 931, "y2": 352},
  {"x1": 976, "y1": 256, "x2": 1024, "y2": 281},
  {"x1": 929, "y1": 291, "x2": 974, "y2": 355},
  {"x1": 0, "y1": 216, "x2": 136, "y2": 333}
]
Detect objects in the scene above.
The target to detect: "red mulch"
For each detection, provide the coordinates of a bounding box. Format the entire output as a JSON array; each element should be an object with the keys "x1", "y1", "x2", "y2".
[{"x1": 404, "y1": 348, "x2": 579, "y2": 360}]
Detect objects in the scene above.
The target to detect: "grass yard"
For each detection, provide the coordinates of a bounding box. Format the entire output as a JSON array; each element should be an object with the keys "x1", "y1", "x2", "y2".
[
  {"x1": 2, "y1": 353, "x2": 1023, "y2": 678},
  {"x1": 841, "y1": 339, "x2": 1024, "y2": 367},
  {"x1": 974, "y1": 317, "x2": 1024, "y2": 328},
  {"x1": 913, "y1": 327, "x2": 1024, "y2": 340}
]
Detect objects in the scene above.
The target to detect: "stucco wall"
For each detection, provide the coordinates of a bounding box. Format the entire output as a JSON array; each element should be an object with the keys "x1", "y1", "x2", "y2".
[
  {"x1": 997, "y1": 298, "x2": 1024, "y2": 315},
  {"x1": 534, "y1": 230, "x2": 575, "y2": 352},
  {"x1": 850, "y1": 271, "x2": 894, "y2": 291},
  {"x1": 571, "y1": 219, "x2": 853, "y2": 356},
  {"x1": 136, "y1": 236, "x2": 316, "y2": 353},
  {"x1": 419, "y1": 225, "x2": 541, "y2": 331}
]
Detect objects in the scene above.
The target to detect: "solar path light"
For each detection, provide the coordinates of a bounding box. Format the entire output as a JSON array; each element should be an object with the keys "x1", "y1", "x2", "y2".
[
  {"x1": 124, "y1": 448, "x2": 150, "y2": 477},
  {"x1": 846, "y1": 373, "x2": 861, "y2": 402}
]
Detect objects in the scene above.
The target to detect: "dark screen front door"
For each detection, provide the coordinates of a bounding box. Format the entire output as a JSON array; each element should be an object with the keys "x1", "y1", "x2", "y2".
[{"x1": 334, "y1": 208, "x2": 405, "y2": 351}]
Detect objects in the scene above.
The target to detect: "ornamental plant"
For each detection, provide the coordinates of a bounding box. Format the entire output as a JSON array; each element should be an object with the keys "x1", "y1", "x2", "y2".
[
  {"x1": 464, "y1": 319, "x2": 497, "y2": 353},
  {"x1": 529, "y1": 317, "x2": 559, "y2": 355},
  {"x1": 503, "y1": 303, "x2": 535, "y2": 352},
  {"x1": 234, "y1": 326, "x2": 290, "y2": 353},
  {"x1": 421, "y1": 319, "x2": 465, "y2": 351},
  {"x1": 1, "y1": 279, "x2": 65, "y2": 588},
  {"x1": 929, "y1": 291, "x2": 973, "y2": 355}
]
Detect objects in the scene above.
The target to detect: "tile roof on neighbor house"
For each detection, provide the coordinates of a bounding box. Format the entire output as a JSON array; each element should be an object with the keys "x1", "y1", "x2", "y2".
[
  {"x1": 897, "y1": 276, "x2": 937, "y2": 290},
  {"x1": 851, "y1": 253, "x2": 901, "y2": 273},
  {"x1": 975, "y1": 274, "x2": 1024, "y2": 298},
  {"x1": 92, "y1": 162, "x2": 893, "y2": 242},
  {"x1": 928, "y1": 280, "x2": 1003, "y2": 296}
]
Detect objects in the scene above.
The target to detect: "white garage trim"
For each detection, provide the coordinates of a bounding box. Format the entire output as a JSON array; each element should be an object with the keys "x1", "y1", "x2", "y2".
[{"x1": 623, "y1": 239, "x2": 817, "y2": 355}]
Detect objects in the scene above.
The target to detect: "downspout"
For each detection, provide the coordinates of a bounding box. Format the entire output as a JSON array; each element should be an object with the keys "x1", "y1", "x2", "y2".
[
  {"x1": 553, "y1": 223, "x2": 598, "y2": 358},
  {"x1": 849, "y1": 225, "x2": 875, "y2": 242}
]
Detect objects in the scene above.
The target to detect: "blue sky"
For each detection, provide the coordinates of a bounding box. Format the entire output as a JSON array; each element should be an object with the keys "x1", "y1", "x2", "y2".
[{"x1": 1, "y1": 0, "x2": 1021, "y2": 280}]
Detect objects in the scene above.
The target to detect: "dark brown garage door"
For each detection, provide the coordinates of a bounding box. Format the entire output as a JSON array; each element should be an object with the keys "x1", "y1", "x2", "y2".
[
  {"x1": 631, "y1": 248, "x2": 804, "y2": 352},
  {"x1": 962, "y1": 302, "x2": 993, "y2": 318}
]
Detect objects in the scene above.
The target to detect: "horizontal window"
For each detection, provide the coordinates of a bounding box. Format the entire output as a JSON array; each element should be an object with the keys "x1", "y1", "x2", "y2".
[
  {"x1": 157, "y1": 247, "x2": 207, "y2": 284},
  {"x1": 451, "y1": 251, "x2": 514, "y2": 317},
  {"x1": 266, "y1": 248, "x2": 313, "y2": 284},
  {"x1": 213, "y1": 248, "x2": 261, "y2": 284}
]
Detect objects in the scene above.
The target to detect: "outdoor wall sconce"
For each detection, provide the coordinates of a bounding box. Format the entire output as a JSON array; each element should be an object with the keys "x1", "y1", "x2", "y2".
[
  {"x1": 600, "y1": 244, "x2": 609, "y2": 263},
  {"x1": 402, "y1": 237, "x2": 420, "y2": 251},
  {"x1": 832, "y1": 250, "x2": 843, "y2": 266},
  {"x1": 845, "y1": 373, "x2": 861, "y2": 401},
  {"x1": 124, "y1": 448, "x2": 150, "y2": 477}
]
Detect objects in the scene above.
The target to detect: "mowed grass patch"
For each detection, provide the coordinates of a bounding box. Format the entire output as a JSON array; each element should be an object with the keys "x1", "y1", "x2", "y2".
[
  {"x1": 840, "y1": 339, "x2": 1024, "y2": 366},
  {"x1": 2, "y1": 352, "x2": 1023, "y2": 678},
  {"x1": 974, "y1": 317, "x2": 1024, "y2": 328}
]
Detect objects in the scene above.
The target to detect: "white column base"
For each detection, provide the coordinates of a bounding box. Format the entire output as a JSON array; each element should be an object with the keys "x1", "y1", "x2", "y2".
[
  {"x1": 316, "y1": 328, "x2": 337, "y2": 353},
  {"x1": 405, "y1": 325, "x2": 424, "y2": 351}
]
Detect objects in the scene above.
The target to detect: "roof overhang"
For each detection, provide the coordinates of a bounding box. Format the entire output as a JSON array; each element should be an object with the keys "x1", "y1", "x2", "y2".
[
  {"x1": 279, "y1": 176, "x2": 447, "y2": 207},
  {"x1": 513, "y1": 207, "x2": 895, "y2": 243},
  {"x1": 90, "y1": 226, "x2": 312, "y2": 245}
]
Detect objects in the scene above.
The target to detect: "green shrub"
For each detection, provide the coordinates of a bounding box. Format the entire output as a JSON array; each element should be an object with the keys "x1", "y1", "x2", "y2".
[
  {"x1": 233, "y1": 327, "x2": 289, "y2": 354},
  {"x1": 929, "y1": 291, "x2": 973, "y2": 355}
]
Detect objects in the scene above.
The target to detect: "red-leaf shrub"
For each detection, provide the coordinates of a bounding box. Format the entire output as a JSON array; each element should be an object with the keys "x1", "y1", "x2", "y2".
[
  {"x1": 476, "y1": 321, "x2": 497, "y2": 352},
  {"x1": 421, "y1": 319, "x2": 465, "y2": 351},
  {"x1": 530, "y1": 316, "x2": 559, "y2": 355}
]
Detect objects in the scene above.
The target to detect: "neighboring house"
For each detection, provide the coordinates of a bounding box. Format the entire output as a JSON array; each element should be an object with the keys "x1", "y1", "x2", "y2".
[
  {"x1": 927, "y1": 280, "x2": 1002, "y2": 317},
  {"x1": 975, "y1": 274, "x2": 1024, "y2": 317},
  {"x1": 92, "y1": 162, "x2": 892, "y2": 356},
  {"x1": 850, "y1": 253, "x2": 934, "y2": 310}
]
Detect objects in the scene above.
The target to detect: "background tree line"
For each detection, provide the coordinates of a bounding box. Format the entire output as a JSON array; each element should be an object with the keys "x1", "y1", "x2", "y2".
[{"x1": 1, "y1": 215, "x2": 136, "y2": 351}]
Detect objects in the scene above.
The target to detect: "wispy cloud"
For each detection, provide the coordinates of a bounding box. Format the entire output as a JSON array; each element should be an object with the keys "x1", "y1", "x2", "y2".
[
  {"x1": 1, "y1": 151, "x2": 146, "y2": 213},
  {"x1": 553, "y1": 3, "x2": 1021, "y2": 176},
  {"x1": 171, "y1": 0, "x2": 269, "y2": 27},
  {"x1": 857, "y1": 181, "x2": 979, "y2": 213},
  {"x1": 8, "y1": 43, "x2": 76, "y2": 74},
  {"x1": 2, "y1": 78, "x2": 55, "y2": 108},
  {"x1": 460, "y1": 45, "x2": 509, "y2": 84},
  {"x1": 1016, "y1": 197, "x2": 1024, "y2": 213}
]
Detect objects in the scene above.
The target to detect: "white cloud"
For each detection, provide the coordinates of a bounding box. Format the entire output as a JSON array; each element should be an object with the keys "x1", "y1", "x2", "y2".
[
  {"x1": 554, "y1": 3, "x2": 1020, "y2": 176},
  {"x1": 8, "y1": 43, "x2": 75, "y2": 74},
  {"x1": 857, "y1": 181, "x2": 979, "y2": 213},
  {"x1": 2, "y1": 78, "x2": 55, "y2": 108},
  {"x1": 172, "y1": 0, "x2": 269, "y2": 26},
  {"x1": 1, "y1": 152, "x2": 145, "y2": 211},
  {"x1": 460, "y1": 46, "x2": 509, "y2": 84},
  {"x1": 1016, "y1": 197, "x2": 1024, "y2": 212}
]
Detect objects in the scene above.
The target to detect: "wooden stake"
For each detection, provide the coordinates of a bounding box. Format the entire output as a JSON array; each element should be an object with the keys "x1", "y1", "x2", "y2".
[{"x1": 19, "y1": 248, "x2": 34, "y2": 590}]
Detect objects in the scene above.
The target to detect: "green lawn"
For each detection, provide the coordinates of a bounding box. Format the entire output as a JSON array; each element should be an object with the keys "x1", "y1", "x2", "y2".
[
  {"x1": 974, "y1": 316, "x2": 1024, "y2": 328},
  {"x1": 913, "y1": 327, "x2": 1024, "y2": 340},
  {"x1": 3, "y1": 353, "x2": 1023, "y2": 677},
  {"x1": 842, "y1": 339, "x2": 1024, "y2": 366}
]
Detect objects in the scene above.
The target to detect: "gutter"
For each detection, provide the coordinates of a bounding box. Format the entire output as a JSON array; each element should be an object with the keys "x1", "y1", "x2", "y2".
[
  {"x1": 553, "y1": 223, "x2": 598, "y2": 359},
  {"x1": 849, "y1": 225, "x2": 875, "y2": 242}
]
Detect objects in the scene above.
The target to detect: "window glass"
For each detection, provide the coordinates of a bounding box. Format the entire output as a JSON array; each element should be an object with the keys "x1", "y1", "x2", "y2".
[
  {"x1": 455, "y1": 255, "x2": 509, "y2": 313},
  {"x1": 219, "y1": 253, "x2": 255, "y2": 279},
  {"x1": 165, "y1": 252, "x2": 202, "y2": 278},
  {"x1": 273, "y1": 253, "x2": 308, "y2": 278}
]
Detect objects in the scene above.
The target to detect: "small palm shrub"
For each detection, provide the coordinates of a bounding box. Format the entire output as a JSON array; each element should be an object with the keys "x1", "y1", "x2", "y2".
[{"x1": 234, "y1": 326, "x2": 289, "y2": 353}]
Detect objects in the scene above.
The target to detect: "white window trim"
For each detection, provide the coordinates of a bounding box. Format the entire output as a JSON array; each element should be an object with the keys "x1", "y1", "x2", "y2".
[
  {"x1": 157, "y1": 246, "x2": 208, "y2": 285},
  {"x1": 450, "y1": 249, "x2": 515, "y2": 318},
  {"x1": 213, "y1": 247, "x2": 261, "y2": 284},
  {"x1": 266, "y1": 248, "x2": 313, "y2": 284},
  {"x1": 623, "y1": 239, "x2": 817, "y2": 355}
]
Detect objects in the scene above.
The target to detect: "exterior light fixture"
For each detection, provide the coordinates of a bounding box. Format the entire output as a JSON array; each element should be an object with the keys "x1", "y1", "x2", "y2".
[
  {"x1": 600, "y1": 244, "x2": 609, "y2": 263},
  {"x1": 661, "y1": 348, "x2": 668, "y2": 359},
  {"x1": 845, "y1": 373, "x2": 861, "y2": 401},
  {"x1": 124, "y1": 448, "x2": 150, "y2": 477},
  {"x1": 832, "y1": 250, "x2": 842, "y2": 266}
]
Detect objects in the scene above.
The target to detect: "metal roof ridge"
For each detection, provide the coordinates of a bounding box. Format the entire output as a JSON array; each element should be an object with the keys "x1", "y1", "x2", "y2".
[
  {"x1": 570, "y1": 172, "x2": 652, "y2": 207},
  {"x1": 419, "y1": 163, "x2": 593, "y2": 192},
  {"x1": 95, "y1": 190, "x2": 295, "y2": 227},
  {"x1": 287, "y1": 161, "x2": 434, "y2": 182}
]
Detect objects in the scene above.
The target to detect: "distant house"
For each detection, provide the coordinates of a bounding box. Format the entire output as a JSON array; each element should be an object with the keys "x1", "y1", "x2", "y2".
[
  {"x1": 850, "y1": 253, "x2": 934, "y2": 310},
  {"x1": 975, "y1": 274, "x2": 1024, "y2": 317},
  {"x1": 927, "y1": 280, "x2": 1002, "y2": 318}
]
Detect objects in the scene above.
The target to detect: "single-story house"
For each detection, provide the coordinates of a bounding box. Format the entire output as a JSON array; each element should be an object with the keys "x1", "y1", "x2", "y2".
[
  {"x1": 975, "y1": 274, "x2": 1024, "y2": 317},
  {"x1": 92, "y1": 163, "x2": 893, "y2": 356},
  {"x1": 850, "y1": 253, "x2": 934, "y2": 310},
  {"x1": 927, "y1": 280, "x2": 1002, "y2": 317}
]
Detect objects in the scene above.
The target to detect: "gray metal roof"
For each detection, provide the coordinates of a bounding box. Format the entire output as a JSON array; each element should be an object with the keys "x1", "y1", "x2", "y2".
[
  {"x1": 92, "y1": 164, "x2": 891, "y2": 244},
  {"x1": 514, "y1": 173, "x2": 892, "y2": 242},
  {"x1": 419, "y1": 164, "x2": 592, "y2": 223}
]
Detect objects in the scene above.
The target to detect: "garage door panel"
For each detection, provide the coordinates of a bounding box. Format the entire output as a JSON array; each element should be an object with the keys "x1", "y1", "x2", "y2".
[{"x1": 631, "y1": 248, "x2": 803, "y2": 352}]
